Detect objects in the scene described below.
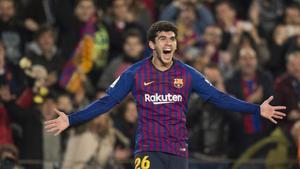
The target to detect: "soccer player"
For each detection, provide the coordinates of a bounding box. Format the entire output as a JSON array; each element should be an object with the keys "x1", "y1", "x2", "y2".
[{"x1": 45, "y1": 21, "x2": 286, "y2": 169}]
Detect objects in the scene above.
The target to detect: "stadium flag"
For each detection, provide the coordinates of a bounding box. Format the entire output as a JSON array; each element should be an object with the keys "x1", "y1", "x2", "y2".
[{"x1": 59, "y1": 17, "x2": 96, "y2": 93}]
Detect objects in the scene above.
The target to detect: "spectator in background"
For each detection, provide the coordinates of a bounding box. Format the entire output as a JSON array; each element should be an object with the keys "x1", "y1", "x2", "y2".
[
  {"x1": 53, "y1": 0, "x2": 77, "y2": 59},
  {"x1": 22, "y1": 0, "x2": 55, "y2": 33},
  {"x1": 188, "y1": 64, "x2": 232, "y2": 169},
  {"x1": 281, "y1": 3, "x2": 300, "y2": 55},
  {"x1": 228, "y1": 21, "x2": 270, "y2": 65},
  {"x1": 25, "y1": 25, "x2": 62, "y2": 89},
  {"x1": 62, "y1": 113, "x2": 118, "y2": 169},
  {"x1": 266, "y1": 25, "x2": 290, "y2": 77},
  {"x1": 0, "y1": 41, "x2": 26, "y2": 98},
  {"x1": 214, "y1": 0, "x2": 238, "y2": 50},
  {"x1": 0, "y1": 0, "x2": 27, "y2": 65},
  {"x1": 22, "y1": 0, "x2": 56, "y2": 32},
  {"x1": 274, "y1": 51, "x2": 300, "y2": 133},
  {"x1": 0, "y1": 144, "x2": 23, "y2": 169},
  {"x1": 97, "y1": 29, "x2": 144, "y2": 89},
  {"x1": 114, "y1": 98, "x2": 138, "y2": 158},
  {"x1": 290, "y1": 120, "x2": 300, "y2": 168},
  {"x1": 189, "y1": 49, "x2": 209, "y2": 72},
  {"x1": 56, "y1": 91, "x2": 74, "y2": 153},
  {"x1": 199, "y1": 25, "x2": 223, "y2": 64},
  {"x1": 126, "y1": 0, "x2": 153, "y2": 30},
  {"x1": 218, "y1": 51, "x2": 234, "y2": 80},
  {"x1": 4, "y1": 96, "x2": 61, "y2": 169},
  {"x1": 154, "y1": 0, "x2": 172, "y2": 18},
  {"x1": 175, "y1": 2, "x2": 202, "y2": 60},
  {"x1": 266, "y1": 4, "x2": 300, "y2": 77},
  {"x1": 231, "y1": 122, "x2": 298, "y2": 169},
  {"x1": 284, "y1": 3, "x2": 300, "y2": 26},
  {"x1": 57, "y1": 92, "x2": 74, "y2": 115},
  {"x1": 55, "y1": 0, "x2": 108, "y2": 62},
  {"x1": 0, "y1": 79, "x2": 20, "y2": 156},
  {"x1": 226, "y1": 0, "x2": 252, "y2": 20},
  {"x1": 225, "y1": 46, "x2": 274, "y2": 156},
  {"x1": 73, "y1": 86, "x2": 91, "y2": 110},
  {"x1": 40, "y1": 97, "x2": 61, "y2": 169},
  {"x1": 0, "y1": 40, "x2": 34, "y2": 160},
  {"x1": 160, "y1": 0, "x2": 214, "y2": 35},
  {"x1": 249, "y1": 0, "x2": 284, "y2": 38},
  {"x1": 58, "y1": 0, "x2": 109, "y2": 95},
  {"x1": 0, "y1": 40, "x2": 30, "y2": 110},
  {"x1": 104, "y1": 0, "x2": 145, "y2": 60},
  {"x1": 0, "y1": 85, "x2": 14, "y2": 146}
]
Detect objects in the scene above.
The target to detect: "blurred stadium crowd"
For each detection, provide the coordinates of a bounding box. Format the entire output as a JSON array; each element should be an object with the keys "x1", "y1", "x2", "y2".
[{"x1": 0, "y1": 0, "x2": 299, "y2": 169}]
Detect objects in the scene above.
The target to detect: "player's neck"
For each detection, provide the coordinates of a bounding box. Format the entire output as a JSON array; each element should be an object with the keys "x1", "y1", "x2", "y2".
[{"x1": 152, "y1": 55, "x2": 173, "y2": 72}]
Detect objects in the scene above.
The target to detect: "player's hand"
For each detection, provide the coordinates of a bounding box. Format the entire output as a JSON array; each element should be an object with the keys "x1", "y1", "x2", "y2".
[
  {"x1": 44, "y1": 109, "x2": 69, "y2": 136},
  {"x1": 260, "y1": 96, "x2": 286, "y2": 124}
]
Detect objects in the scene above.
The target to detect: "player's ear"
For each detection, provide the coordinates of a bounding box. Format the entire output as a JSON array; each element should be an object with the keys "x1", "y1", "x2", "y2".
[{"x1": 149, "y1": 41, "x2": 155, "y2": 50}]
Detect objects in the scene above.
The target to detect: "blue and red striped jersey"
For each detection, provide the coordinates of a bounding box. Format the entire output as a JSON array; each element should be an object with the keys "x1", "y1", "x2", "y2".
[{"x1": 68, "y1": 56, "x2": 260, "y2": 157}]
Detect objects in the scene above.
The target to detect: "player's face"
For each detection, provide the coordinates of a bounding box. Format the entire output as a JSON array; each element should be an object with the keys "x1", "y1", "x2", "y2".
[{"x1": 149, "y1": 31, "x2": 177, "y2": 65}]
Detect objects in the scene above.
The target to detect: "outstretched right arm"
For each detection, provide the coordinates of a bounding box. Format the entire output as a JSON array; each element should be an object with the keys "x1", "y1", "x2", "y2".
[{"x1": 45, "y1": 69, "x2": 135, "y2": 135}]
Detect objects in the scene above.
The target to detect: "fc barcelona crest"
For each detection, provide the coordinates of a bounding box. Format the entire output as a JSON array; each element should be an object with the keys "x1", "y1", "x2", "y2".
[{"x1": 174, "y1": 78, "x2": 184, "y2": 88}]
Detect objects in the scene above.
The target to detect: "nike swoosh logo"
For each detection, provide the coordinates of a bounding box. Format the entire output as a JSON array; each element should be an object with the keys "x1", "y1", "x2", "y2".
[{"x1": 144, "y1": 81, "x2": 154, "y2": 86}]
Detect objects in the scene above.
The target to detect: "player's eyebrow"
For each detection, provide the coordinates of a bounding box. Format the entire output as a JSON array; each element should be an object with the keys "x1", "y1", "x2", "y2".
[
  {"x1": 157, "y1": 35, "x2": 176, "y2": 40},
  {"x1": 157, "y1": 36, "x2": 167, "y2": 40}
]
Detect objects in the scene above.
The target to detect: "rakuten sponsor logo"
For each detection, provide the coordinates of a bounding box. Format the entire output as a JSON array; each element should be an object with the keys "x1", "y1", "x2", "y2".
[{"x1": 144, "y1": 93, "x2": 183, "y2": 105}]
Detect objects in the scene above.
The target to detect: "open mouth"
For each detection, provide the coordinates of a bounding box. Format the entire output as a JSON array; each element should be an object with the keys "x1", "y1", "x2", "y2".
[{"x1": 163, "y1": 48, "x2": 172, "y2": 54}]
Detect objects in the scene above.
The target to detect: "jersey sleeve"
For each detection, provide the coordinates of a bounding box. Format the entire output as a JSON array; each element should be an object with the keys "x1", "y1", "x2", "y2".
[
  {"x1": 68, "y1": 69, "x2": 135, "y2": 125},
  {"x1": 189, "y1": 67, "x2": 260, "y2": 115}
]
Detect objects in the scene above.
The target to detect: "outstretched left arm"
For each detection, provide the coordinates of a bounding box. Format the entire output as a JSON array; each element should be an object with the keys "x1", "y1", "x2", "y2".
[{"x1": 190, "y1": 67, "x2": 286, "y2": 124}]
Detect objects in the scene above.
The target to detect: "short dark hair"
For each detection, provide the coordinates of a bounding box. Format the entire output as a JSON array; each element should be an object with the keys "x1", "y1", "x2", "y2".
[
  {"x1": 122, "y1": 28, "x2": 144, "y2": 45},
  {"x1": 147, "y1": 21, "x2": 177, "y2": 42},
  {"x1": 34, "y1": 25, "x2": 56, "y2": 41},
  {"x1": 176, "y1": 2, "x2": 198, "y2": 19}
]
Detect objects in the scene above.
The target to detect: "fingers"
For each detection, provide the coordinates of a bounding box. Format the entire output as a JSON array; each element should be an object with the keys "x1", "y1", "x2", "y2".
[
  {"x1": 44, "y1": 119, "x2": 57, "y2": 125},
  {"x1": 54, "y1": 129, "x2": 63, "y2": 136},
  {"x1": 47, "y1": 126, "x2": 59, "y2": 133},
  {"x1": 269, "y1": 117, "x2": 277, "y2": 124},
  {"x1": 265, "y1": 96, "x2": 273, "y2": 104},
  {"x1": 264, "y1": 111, "x2": 286, "y2": 124},
  {"x1": 45, "y1": 123, "x2": 57, "y2": 129},
  {"x1": 273, "y1": 111, "x2": 286, "y2": 117},
  {"x1": 272, "y1": 114, "x2": 284, "y2": 119},
  {"x1": 53, "y1": 108, "x2": 65, "y2": 117},
  {"x1": 273, "y1": 106, "x2": 286, "y2": 110},
  {"x1": 45, "y1": 125, "x2": 63, "y2": 136}
]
